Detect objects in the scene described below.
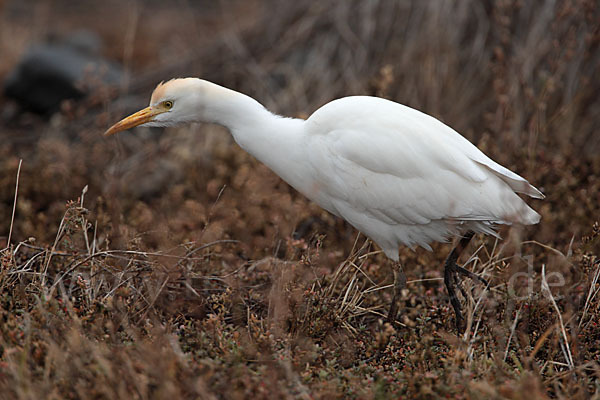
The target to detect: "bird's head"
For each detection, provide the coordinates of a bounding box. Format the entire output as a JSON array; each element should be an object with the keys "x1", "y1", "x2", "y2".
[{"x1": 105, "y1": 78, "x2": 205, "y2": 136}]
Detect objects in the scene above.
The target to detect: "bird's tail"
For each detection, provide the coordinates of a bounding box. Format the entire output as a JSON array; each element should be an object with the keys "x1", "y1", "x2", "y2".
[{"x1": 520, "y1": 203, "x2": 541, "y2": 225}]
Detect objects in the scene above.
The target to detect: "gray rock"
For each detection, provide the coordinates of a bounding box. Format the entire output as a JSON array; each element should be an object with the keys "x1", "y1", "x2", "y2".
[{"x1": 3, "y1": 30, "x2": 123, "y2": 113}]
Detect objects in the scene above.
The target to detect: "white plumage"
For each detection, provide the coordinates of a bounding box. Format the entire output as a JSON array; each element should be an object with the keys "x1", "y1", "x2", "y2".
[
  {"x1": 300, "y1": 96, "x2": 543, "y2": 258},
  {"x1": 105, "y1": 78, "x2": 543, "y2": 331}
]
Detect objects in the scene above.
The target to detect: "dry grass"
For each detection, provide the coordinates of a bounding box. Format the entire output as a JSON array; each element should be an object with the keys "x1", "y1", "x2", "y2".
[{"x1": 1, "y1": 0, "x2": 599, "y2": 398}]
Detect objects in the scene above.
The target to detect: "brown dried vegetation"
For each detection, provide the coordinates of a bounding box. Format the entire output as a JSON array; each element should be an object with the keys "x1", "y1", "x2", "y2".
[{"x1": 1, "y1": 0, "x2": 599, "y2": 398}]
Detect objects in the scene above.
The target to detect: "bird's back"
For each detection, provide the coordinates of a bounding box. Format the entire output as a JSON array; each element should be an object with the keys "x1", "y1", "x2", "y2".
[{"x1": 301, "y1": 96, "x2": 542, "y2": 259}]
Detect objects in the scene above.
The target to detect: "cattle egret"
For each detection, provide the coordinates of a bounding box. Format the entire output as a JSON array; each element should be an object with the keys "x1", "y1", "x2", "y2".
[{"x1": 106, "y1": 78, "x2": 544, "y2": 332}]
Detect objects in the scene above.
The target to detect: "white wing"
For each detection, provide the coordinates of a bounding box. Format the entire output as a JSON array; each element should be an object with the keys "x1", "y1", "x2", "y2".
[{"x1": 303, "y1": 96, "x2": 542, "y2": 257}]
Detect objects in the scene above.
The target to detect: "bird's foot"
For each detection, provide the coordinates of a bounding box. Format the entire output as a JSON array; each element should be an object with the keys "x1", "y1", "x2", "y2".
[
  {"x1": 443, "y1": 231, "x2": 489, "y2": 334},
  {"x1": 444, "y1": 260, "x2": 489, "y2": 333},
  {"x1": 453, "y1": 263, "x2": 489, "y2": 287},
  {"x1": 387, "y1": 261, "x2": 407, "y2": 325}
]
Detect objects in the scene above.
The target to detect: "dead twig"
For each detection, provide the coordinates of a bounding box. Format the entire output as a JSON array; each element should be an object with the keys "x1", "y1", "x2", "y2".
[
  {"x1": 541, "y1": 264, "x2": 574, "y2": 370},
  {"x1": 6, "y1": 159, "x2": 22, "y2": 250}
]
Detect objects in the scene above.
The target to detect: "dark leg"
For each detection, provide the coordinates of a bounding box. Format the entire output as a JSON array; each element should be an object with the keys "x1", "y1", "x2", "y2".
[
  {"x1": 443, "y1": 231, "x2": 489, "y2": 332},
  {"x1": 387, "y1": 261, "x2": 407, "y2": 325}
]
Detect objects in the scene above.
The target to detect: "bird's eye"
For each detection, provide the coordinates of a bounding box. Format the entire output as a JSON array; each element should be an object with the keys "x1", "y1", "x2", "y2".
[{"x1": 163, "y1": 101, "x2": 173, "y2": 109}]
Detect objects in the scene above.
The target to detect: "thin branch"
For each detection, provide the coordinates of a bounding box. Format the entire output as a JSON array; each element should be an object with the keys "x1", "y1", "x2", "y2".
[
  {"x1": 578, "y1": 260, "x2": 600, "y2": 329},
  {"x1": 7, "y1": 159, "x2": 23, "y2": 248},
  {"x1": 504, "y1": 305, "x2": 523, "y2": 362},
  {"x1": 541, "y1": 264, "x2": 574, "y2": 370}
]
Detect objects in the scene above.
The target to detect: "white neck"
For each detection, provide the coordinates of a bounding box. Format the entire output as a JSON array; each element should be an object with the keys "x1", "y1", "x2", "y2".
[{"x1": 201, "y1": 82, "x2": 307, "y2": 189}]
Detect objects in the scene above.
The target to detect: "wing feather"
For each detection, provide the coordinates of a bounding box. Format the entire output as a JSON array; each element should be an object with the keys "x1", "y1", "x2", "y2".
[{"x1": 305, "y1": 96, "x2": 542, "y2": 230}]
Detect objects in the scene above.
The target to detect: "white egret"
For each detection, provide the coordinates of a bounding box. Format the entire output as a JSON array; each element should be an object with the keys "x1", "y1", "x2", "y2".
[{"x1": 105, "y1": 78, "x2": 543, "y2": 332}]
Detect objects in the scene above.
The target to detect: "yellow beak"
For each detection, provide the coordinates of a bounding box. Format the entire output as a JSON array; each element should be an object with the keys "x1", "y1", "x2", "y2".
[{"x1": 104, "y1": 106, "x2": 163, "y2": 136}]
